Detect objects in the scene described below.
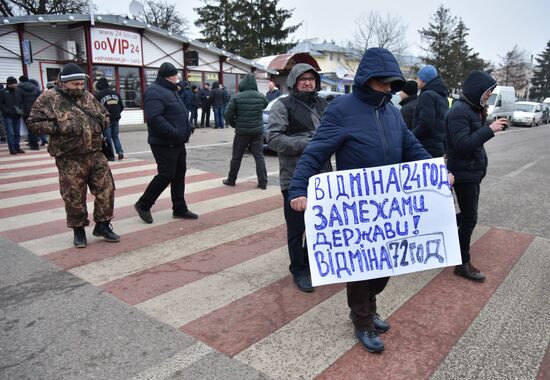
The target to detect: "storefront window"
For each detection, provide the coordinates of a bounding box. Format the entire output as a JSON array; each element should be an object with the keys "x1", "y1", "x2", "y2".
[
  {"x1": 204, "y1": 72, "x2": 219, "y2": 86},
  {"x1": 92, "y1": 65, "x2": 115, "y2": 92},
  {"x1": 187, "y1": 71, "x2": 202, "y2": 89},
  {"x1": 223, "y1": 73, "x2": 237, "y2": 96},
  {"x1": 144, "y1": 67, "x2": 158, "y2": 89},
  {"x1": 119, "y1": 67, "x2": 141, "y2": 108}
]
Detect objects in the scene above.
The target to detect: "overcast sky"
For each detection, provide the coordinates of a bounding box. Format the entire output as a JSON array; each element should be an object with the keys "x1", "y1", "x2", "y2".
[{"x1": 92, "y1": 0, "x2": 550, "y2": 65}]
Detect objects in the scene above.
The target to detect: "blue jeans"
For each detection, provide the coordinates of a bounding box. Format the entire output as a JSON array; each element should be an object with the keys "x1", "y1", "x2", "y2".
[
  {"x1": 103, "y1": 120, "x2": 123, "y2": 155},
  {"x1": 213, "y1": 106, "x2": 224, "y2": 129},
  {"x1": 4, "y1": 116, "x2": 21, "y2": 152}
]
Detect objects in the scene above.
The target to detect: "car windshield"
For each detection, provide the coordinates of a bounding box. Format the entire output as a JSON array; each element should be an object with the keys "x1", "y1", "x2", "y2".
[
  {"x1": 515, "y1": 104, "x2": 535, "y2": 112},
  {"x1": 487, "y1": 94, "x2": 499, "y2": 106}
]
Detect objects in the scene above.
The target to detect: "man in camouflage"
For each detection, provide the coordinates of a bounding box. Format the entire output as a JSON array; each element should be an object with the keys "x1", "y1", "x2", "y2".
[{"x1": 28, "y1": 63, "x2": 120, "y2": 248}]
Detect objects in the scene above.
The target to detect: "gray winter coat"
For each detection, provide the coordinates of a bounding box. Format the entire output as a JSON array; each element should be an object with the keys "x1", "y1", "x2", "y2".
[{"x1": 266, "y1": 63, "x2": 330, "y2": 191}]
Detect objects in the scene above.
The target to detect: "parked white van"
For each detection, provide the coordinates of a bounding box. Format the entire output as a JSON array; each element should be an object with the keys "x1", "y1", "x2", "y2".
[{"x1": 486, "y1": 86, "x2": 516, "y2": 124}]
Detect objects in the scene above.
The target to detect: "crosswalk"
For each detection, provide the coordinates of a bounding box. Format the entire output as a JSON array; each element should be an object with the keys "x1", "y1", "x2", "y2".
[{"x1": 1, "y1": 145, "x2": 549, "y2": 380}]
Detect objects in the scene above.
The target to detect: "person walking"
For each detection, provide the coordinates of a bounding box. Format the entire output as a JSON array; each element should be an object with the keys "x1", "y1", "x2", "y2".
[
  {"x1": 209, "y1": 81, "x2": 225, "y2": 129},
  {"x1": 0, "y1": 76, "x2": 24, "y2": 154},
  {"x1": 267, "y1": 63, "x2": 332, "y2": 293},
  {"x1": 287, "y1": 48, "x2": 434, "y2": 353},
  {"x1": 222, "y1": 74, "x2": 268, "y2": 189},
  {"x1": 399, "y1": 80, "x2": 418, "y2": 130},
  {"x1": 412, "y1": 65, "x2": 449, "y2": 157},
  {"x1": 190, "y1": 85, "x2": 200, "y2": 129},
  {"x1": 95, "y1": 77, "x2": 125, "y2": 160},
  {"x1": 134, "y1": 62, "x2": 198, "y2": 224},
  {"x1": 199, "y1": 82, "x2": 211, "y2": 128},
  {"x1": 446, "y1": 71, "x2": 507, "y2": 282},
  {"x1": 266, "y1": 80, "x2": 282, "y2": 102},
  {"x1": 27, "y1": 63, "x2": 120, "y2": 248}
]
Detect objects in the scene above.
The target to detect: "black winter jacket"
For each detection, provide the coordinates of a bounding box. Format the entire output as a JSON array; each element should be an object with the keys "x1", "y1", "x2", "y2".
[
  {"x1": 0, "y1": 86, "x2": 23, "y2": 117},
  {"x1": 95, "y1": 88, "x2": 124, "y2": 121},
  {"x1": 209, "y1": 82, "x2": 226, "y2": 108},
  {"x1": 144, "y1": 77, "x2": 192, "y2": 146},
  {"x1": 199, "y1": 87, "x2": 210, "y2": 108},
  {"x1": 18, "y1": 81, "x2": 41, "y2": 117},
  {"x1": 412, "y1": 77, "x2": 448, "y2": 157},
  {"x1": 445, "y1": 71, "x2": 497, "y2": 183},
  {"x1": 399, "y1": 94, "x2": 418, "y2": 130}
]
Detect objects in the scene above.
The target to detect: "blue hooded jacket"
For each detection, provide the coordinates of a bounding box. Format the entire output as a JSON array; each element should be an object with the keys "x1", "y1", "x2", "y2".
[{"x1": 288, "y1": 48, "x2": 430, "y2": 200}]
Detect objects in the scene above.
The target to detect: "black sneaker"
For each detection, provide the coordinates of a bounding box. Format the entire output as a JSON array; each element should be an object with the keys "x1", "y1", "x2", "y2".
[
  {"x1": 73, "y1": 227, "x2": 87, "y2": 248},
  {"x1": 134, "y1": 202, "x2": 153, "y2": 224},
  {"x1": 92, "y1": 221, "x2": 120, "y2": 242},
  {"x1": 257, "y1": 183, "x2": 267, "y2": 190},
  {"x1": 222, "y1": 179, "x2": 236, "y2": 186},
  {"x1": 173, "y1": 210, "x2": 199, "y2": 219}
]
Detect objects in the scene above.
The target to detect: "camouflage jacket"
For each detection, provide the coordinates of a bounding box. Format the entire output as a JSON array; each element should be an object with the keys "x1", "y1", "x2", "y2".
[{"x1": 28, "y1": 86, "x2": 109, "y2": 157}]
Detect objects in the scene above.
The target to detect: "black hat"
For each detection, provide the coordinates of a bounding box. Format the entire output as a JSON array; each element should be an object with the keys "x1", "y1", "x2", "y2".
[
  {"x1": 19, "y1": 75, "x2": 29, "y2": 82},
  {"x1": 6, "y1": 76, "x2": 17, "y2": 85},
  {"x1": 402, "y1": 80, "x2": 418, "y2": 96},
  {"x1": 60, "y1": 63, "x2": 87, "y2": 83},
  {"x1": 158, "y1": 62, "x2": 178, "y2": 78},
  {"x1": 95, "y1": 77, "x2": 109, "y2": 91}
]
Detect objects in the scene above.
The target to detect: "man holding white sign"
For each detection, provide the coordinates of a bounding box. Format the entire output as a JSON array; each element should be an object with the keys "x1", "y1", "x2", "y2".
[{"x1": 288, "y1": 48, "x2": 456, "y2": 353}]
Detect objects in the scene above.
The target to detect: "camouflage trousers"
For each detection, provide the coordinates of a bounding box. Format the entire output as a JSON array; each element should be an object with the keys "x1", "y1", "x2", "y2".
[{"x1": 55, "y1": 151, "x2": 115, "y2": 228}]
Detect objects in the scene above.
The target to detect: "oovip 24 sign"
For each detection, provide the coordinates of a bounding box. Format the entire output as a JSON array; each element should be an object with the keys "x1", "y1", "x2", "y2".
[{"x1": 90, "y1": 28, "x2": 143, "y2": 66}]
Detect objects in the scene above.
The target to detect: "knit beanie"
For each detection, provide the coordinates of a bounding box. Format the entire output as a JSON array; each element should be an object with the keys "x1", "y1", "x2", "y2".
[
  {"x1": 19, "y1": 75, "x2": 29, "y2": 82},
  {"x1": 417, "y1": 65, "x2": 438, "y2": 83},
  {"x1": 6, "y1": 76, "x2": 17, "y2": 85},
  {"x1": 402, "y1": 80, "x2": 418, "y2": 96},
  {"x1": 158, "y1": 62, "x2": 178, "y2": 78},
  {"x1": 60, "y1": 63, "x2": 87, "y2": 82},
  {"x1": 95, "y1": 77, "x2": 110, "y2": 91}
]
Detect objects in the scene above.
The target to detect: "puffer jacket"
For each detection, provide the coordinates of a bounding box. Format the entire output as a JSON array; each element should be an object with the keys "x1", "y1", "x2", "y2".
[
  {"x1": 224, "y1": 74, "x2": 268, "y2": 135},
  {"x1": 412, "y1": 76, "x2": 449, "y2": 157},
  {"x1": 18, "y1": 81, "x2": 41, "y2": 117},
  {"x1": 267, "y1": 63, "x2": 329, "y2": 191},
  {"x1": 445, "y1": 71, "x2": 497, "y2": 183},
  {"x1": 399, "y1": 94, "x2": 418, "y2": 130},
  {"x1": 288, "y1": 47, "x2": 430, "y2": 200},
  {"x1": 27, "y1": 86, "x2": 109, "y2": 157},
  {"x1": 144, "y1": 77, "x2": 192, "y2": 146}
]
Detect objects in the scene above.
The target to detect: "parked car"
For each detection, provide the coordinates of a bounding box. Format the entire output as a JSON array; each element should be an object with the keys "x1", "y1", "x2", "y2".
[
  {"x1": 511, "y1": 101, "x2": 544, "y2": 127},
  {"x1": 541, "y1": 102, "x2": 550, "y2": 124},
  {"x1": 262, "y1": 91, "x2": 345, "y2": 152}
]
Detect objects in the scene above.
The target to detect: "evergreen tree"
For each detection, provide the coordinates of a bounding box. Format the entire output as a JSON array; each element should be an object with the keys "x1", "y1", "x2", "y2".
[
  {"x1": 418, "y1": 5, "x2": 455, "y2": 82},
  {"x1": 194, "y1": 0, "x2": 299, "y2": 58},
  {"x1": 530, "y1": 41, "x2": 550, "y2": 100}
]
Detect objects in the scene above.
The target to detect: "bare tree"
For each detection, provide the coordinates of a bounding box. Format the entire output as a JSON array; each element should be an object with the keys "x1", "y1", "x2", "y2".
[
  {"x1": 493, "y1": 45, "x2": 529, "y2": 90},
  {"x1": 138, "y1": 0, "x2": 189, "y2": 35},
  {"x1": 349, "y1": 11, "x2": 408, "y2": 59},
  {"x1": 1, "y1": 0, "x2": 89, "y2": 16}
]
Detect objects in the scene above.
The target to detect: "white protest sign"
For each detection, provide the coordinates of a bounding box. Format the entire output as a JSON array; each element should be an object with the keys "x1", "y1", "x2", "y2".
[
  {"x1": 304, "y1": 157, "x2": 461, "y2": 286},
  {"x1": 90, "y1": 27, "x2": 143, "y2": 66}
]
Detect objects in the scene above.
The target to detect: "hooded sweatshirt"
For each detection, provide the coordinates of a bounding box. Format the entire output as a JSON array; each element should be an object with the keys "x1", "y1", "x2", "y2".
[
  {"x1": 223, "y1": 74, "x2": 268, "y2": 135},
  {"x1": 267, "y1": 63, "x2": 330, "y2": 190},
  {"x1": 288, "y1": 47, "x2": 430, "y2": 200},
  {"x1": 445, "y1": 71, "x2": 497, "y2": 183},
  {"x1": 95, "y1": 79, "x2": 124, "y2": 121}
]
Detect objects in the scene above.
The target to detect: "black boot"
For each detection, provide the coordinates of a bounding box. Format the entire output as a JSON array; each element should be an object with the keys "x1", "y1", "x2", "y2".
[
  {"x1": 93, "y1": 221, "x2": 120, "y2": 242},
  {"x1": 355, "y1": 329, "x2": 384, "y2": 353},
  {"x1": 73, "y1": 227, "x2": 87, "y2": 248},
  {"x1": 454, "y1": 262, "x2": 485, "y2": 282}
]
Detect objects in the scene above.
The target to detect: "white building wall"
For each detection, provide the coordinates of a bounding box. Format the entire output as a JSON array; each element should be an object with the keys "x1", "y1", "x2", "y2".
[
  {"x1": 0, "y1": 26, "x2": 23, "y2": 82},
  {"x1": 120, "y1": 109, "x2": 144, "y2": 125},
  {"x1": 192, "y1": 48, "x2": 219, "y2": 73},
  {"x1": 142, "y1": 32, "x2": 183, "y2": 69},
  {"x1": 68, "y1": 26, "x2": 87, "y2": 61},
  {"x1": 222, "y1": 61, "x2": 250, "y2": 75}
]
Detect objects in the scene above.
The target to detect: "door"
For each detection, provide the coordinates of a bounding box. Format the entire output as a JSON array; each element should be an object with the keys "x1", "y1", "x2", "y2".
[{"x1": 40, "y1": 62, "x2": 64, "y2": 90}]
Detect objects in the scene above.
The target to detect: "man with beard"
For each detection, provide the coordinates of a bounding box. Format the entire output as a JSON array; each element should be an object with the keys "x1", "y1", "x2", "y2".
[
  {"x1": 267, "y1": 63, "x2": 332, "y2": 293},
  {"x1": 28, "y1": 63, "x2": 120, "y2": 248}
]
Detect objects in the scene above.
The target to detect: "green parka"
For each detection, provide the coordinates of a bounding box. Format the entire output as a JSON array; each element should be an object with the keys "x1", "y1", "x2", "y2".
[{"x1": 224, "y1": 74, "x2": 268, "y2": 135}]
